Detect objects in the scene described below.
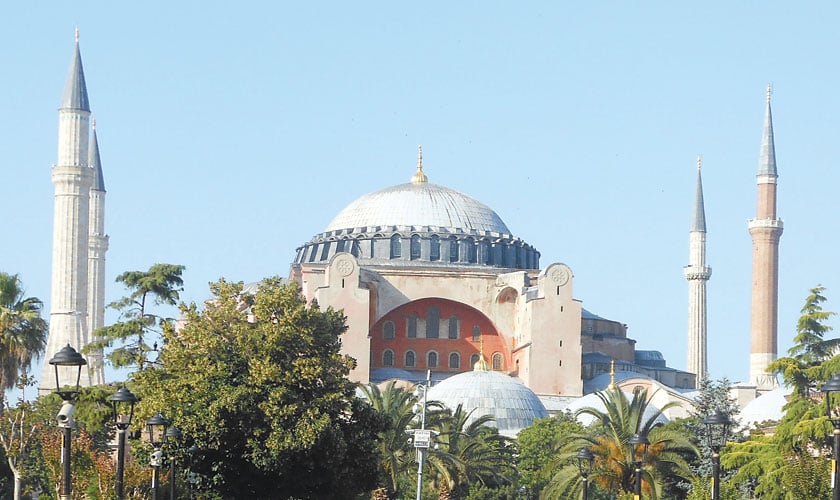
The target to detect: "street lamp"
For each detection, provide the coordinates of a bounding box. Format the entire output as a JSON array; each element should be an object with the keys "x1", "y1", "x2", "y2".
[
  {"x1": 821, "y1": 372, "x2": 840, "y2": 500},
  {"x1": 703, "y1": 409, "x2": 731, "y2": 500},
  {"x1": 576, "y1": 447, "x2": 594, "y2": 500},
  {"x1": 108, "y1": 386, "x2": 138, "y2": 500},
  {"x1": 409, "y1": 370, "x2": 438, "y2": 500},
  {"x1": 146, "y1": 413, "x2": 170, "y2": 500},
  {"x1": 48, "y1": 344, "x2": 87, "y2": 500},
  {"x1": 627, "y1": 433, "x2": 649, "y2": 500},
  {"x1": 165, "y1": 426, "x2": 183, "y2": 500}
]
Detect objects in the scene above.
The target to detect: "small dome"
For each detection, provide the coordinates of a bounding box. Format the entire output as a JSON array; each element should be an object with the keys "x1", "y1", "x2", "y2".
[
  {"x1": 427, "y1": 370, "x2": 547, "y2": 437},
  {"x1": 326, "y1": 182, "x2": 511, "y2": 235},
  {"x1": 566, "y1": 390, "x2": 669, "y2": 427},
  {"x1": 738, "y1": 386, "x2": 788, "y2": 429}
]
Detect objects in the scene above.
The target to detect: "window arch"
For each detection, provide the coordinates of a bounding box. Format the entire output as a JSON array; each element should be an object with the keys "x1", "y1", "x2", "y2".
[
  {"x1": 410, "y1": 234, "x2": 421, "y2": 260},
  {"x1": 448, "y1": 316, "x2": 460, "y2": 339},
  {"x1": 427, "y1": 351, "x2": 438, "y2": 368},
  {"x1": 449, "y1": 236, "x2": 459, "y2": 262},
  {"x1": 470, "y1": 353, "x2": 480, "y2": 368},
  {"x1": 383, "y1": 349, "x2": 395, "y2": 367},
  {"x1": 449, "y1": 352, "x2": 460, "y2": 369},
  {"x1": 472, "y1": 325, "x2": 481, "y2": 341},
  {"x1": 390, "y1": 234, "x2": 401, "y2": 258},
  {"x1": 405, "y1": 350, "x2": 416, "y2": 368},
  {"x1": 382, "y1": 321, "x2": 395, "y2": 340},
  {"x1": 465, "y1": 237, "x2": 476, "y2": 263},
  {"x1": 426, "y1": 307, "x2": 439, "y2": 338},
  {"x1": 336, "y1": 239, "x2": 346, "y2": 253},
  {"x1": 492, "y1": 352, "x2": 503, "y2": 371},
  {"x1": 430, "y1": 235, "x2": 440, "y2": 261}
]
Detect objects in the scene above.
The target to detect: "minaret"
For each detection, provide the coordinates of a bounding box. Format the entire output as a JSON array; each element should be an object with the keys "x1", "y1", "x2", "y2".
[
  {"x1": 86, "y1": 120, "x2": 107, "y2": 385},
  {"x1": 42, "y1": 29, "x2": 94, "y2": 390},
  {"x1": 684, "y1": 155, "x2": 711, "y2": 381},
  {"x1": 748, "y1": 85, "x2": 783, "y2": 390}
]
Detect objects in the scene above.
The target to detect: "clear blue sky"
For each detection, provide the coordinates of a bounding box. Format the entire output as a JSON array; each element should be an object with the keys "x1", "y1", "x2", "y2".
[{"x1": 2, "y1": 2, "x2": 838, "y2": 389}]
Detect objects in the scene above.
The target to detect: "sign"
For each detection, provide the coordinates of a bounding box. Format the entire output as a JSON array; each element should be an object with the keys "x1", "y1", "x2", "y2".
[{"x1": 413, "y1": 430, "x2": 431, "y2": 448}]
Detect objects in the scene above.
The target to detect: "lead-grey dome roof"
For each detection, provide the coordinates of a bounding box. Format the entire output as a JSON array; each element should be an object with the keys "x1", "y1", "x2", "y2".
[
  {"x1": 325, "y1": 182, "x2": 511, "y2": 235},
  {"x1": 427, "y1": 370, "x2": 547, "y2": 437}
]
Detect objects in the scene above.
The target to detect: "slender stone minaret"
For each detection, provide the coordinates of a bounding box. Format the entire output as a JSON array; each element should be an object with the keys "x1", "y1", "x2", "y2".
[
  {"x1": 42, "y1": 29, "x2": 95, "y2": 390},
  {"x1": 748, "y1": 84, "x2": 783, "y2": 390},
  {"x1": 685, "y1": 155, "x2": 711, "y2": 381},
  {"x1": 86, "y1": 120, "x2": 107, "y2": 385}
]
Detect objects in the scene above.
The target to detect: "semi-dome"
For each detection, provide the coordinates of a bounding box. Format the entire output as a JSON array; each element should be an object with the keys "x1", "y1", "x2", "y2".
[
  {"x1": 326, "y1": 182, "x2": 510, "y2": 235},
  {"x1": 427, "y1": 369, "x2": 548, "y2": 437}
]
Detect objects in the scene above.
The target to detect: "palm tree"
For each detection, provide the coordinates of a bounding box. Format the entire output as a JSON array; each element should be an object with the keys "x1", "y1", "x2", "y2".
[
  {"x1": 0, "y1": 272, "x2": 48, "y2": 409},
  {"x1": 543, "y1": 386, "x2": 698, "y2": 499}
]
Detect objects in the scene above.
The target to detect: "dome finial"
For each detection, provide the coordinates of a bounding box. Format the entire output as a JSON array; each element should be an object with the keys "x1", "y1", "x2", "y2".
[
  {"x1": 473, "y1": 333, "x2": 489, "y2": 371},
  {"x1": 92, "y1": 117, "x2": 96, "y2": 130},
  {"x1": 697, "y1": 154, "x2": 702, "y2": 171},
  {"x1": 608, "y1": 359, "x2": 616, "y2": 389},
  {"x1": 766, "y1": 82, "x2": 772, "y2": 103},
  {"x1": 75, "y1": 26, "x2": 79, "y2": 43},
  {"x1": 411, "y1": 145, "x2": 428, "y2": 184}
]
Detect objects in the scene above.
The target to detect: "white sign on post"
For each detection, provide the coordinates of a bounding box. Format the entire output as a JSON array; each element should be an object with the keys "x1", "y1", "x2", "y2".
[{"x1": 413, "y1": 430, "x2": 431, "y2": 448}]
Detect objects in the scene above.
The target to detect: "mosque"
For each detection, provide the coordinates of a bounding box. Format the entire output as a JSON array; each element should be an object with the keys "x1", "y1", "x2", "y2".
[{"x1": 41, "y1": 33, "x2": 786, "y2": 435}]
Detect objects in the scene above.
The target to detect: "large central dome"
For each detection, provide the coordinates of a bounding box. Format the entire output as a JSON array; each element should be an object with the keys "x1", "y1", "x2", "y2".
[{"x1": 325, "y1": 182, "x2": 511, "y2": 234}]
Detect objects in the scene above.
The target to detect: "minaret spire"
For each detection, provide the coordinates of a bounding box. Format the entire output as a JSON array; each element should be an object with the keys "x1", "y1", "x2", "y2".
[
  {"x1": 411, "y1": 145, "x2": 428, "y2": 184},
  {"x1": 86, "y1": 119, "x2": 108, "y2": 385},
  {"x1": 685, "y1": 155, "x2": 711, "y2": 381},
  {"x1": 748, "y1": 84, "x2": 783, "y2": 390},
  {"x1": 42, "y1": 29, "x2": 96, "y2": 392}
]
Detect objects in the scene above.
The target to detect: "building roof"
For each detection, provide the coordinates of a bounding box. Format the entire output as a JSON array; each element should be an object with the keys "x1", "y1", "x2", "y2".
[{"x1": 427, "y1": 370, "x2": 548, "y2": 437}]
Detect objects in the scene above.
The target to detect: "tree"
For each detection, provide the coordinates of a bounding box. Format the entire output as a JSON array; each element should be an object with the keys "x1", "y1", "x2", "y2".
[
  {"x1": 768, "y1": 285, "x2": 838, "y2": 397},
  {"x1": 86, "y1": 263, "x2": 184, "y2": 370},
  {"x1": 543, "y1": 387, "x2": 698, "y2": 499},
  {"x1": 0, "y1": 272, "x2": 48, "y2": 407},
  {"x1": 132, "y1": 278, "x2": 386, "y2": 499},
  {"x1": 516, "y1": 412, "x2": 584, "y2": 496}
]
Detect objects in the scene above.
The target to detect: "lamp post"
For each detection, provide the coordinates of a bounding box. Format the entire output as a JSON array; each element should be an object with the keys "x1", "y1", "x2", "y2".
[
  {"x1": 627, "y1": 433, "x2": 649, "y2": 500},
  {"x1": 146, "y1": 413, "x2": 170, "y2": 500},
  {"x1": 165, "y1": 426, "x2": 183, "y2": 500},
  {"x1": 48, "y1": 344, "x2": 87, "y2": 500},
  {"x1": 577, "y1": 447, "x2": 594, "y2": 500},
  {"x1": 410, "y1": 370, "x2": 436, "y2": 500},
  {"x1": 821, "y1": 373, "x2": 840, "y2": 500},
  {"x1": 186, "y1": 445, "x2": 199, "y2": 500},
  {"x1": 703, "y1": 409, "x2": 731, "y2": 500},
  {"x1": 108, "y1": 386, "x2": 138, "y2": 500}
]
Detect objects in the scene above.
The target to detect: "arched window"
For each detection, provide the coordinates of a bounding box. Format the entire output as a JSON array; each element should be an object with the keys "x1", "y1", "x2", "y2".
[
  {"x1": 390, "y1": 234, "x2": 401, "y2": 259},
  {"x1": 350, "y1": 239, "x2": 361, "y2": 257},
  {"x1": 449, "y1": 352, "x2": 460, "y2": 369},
  {"x1": 336, "y1": 239, "x2": 346, "y2": 253},
  {"x1": 383, "y1": 349, "x2": 394, "y2": 367},
  {"x1": 430, "y1": 235, "x2": 440, "y2": 261},
  {"x1": 320, "y1": 241, "x2": 331, "y2": 261},
  {"x1": 449, "y1": 236, "x2": 459, "y2": 262},
  {"x1": 478, "y1": 239, "x2": 490, "y2": 264},
  {"x1": 472, "y1": 325, "x2": 481, "y2": 341},
  {"x1": 427, "y1": 351, "x2": 438, "y2": 368},
  {"x1": 470, "y1": 353, "x2": 480, "y2": 368},
  {"x1": 382, "y1": 321, "x2": 395, "y2": 340},
  {"x1": 410, "y1": 234, "x2": 421, "y2": 260},
  {"x1": 448, "y1": 316, "x2": 459, "y2": 339},
  {"x1": 426, "y1": 307, "x2": 439, "y2": 338},
  {"x1": 405, "y1": 350, "x2": 416, "y2": 368},
  {"x1": 465, "y1": 237, "x2": 476, "y2": 263},
  {"x1": 407, "y1": 315, "x2": 417, "y2": 338},
  {"x1": 492, "y1": 352, "x2": 503, "y2": 371}
]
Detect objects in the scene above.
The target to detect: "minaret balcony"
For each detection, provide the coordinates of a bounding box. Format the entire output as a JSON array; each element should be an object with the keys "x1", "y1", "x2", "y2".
[
  {"x1": 748, "y1": 218, "x2": 784, "y2": 229},
  {"x1": 683, "y1": 265, "x2": 711, "y2": 280}
]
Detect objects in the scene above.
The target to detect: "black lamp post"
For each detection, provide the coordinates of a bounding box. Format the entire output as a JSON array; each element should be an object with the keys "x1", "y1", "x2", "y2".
[
  {"x1": 165, "y1": 426, "x2": 183, "y2": 500},
  {"x1": 48, "y1": 344, "x2": 87, "y2": 500},
  {"x1": 185, "y1": 445, "x2": 199, "y2": 500},
  {"x1": 627, "y1": 433, "x2": 649, "y2": 500},
  {"x1": 108, "y1": 386, "x2": 138, "y2": 500},
  {"x1": 822, "y1": 373, "x2": 840, "y2": 500},
  {"x1": 576, "y1": 447, "x2": 594, "y2": 500},
  {"x1": 146, "y1": 413, "x2": 170, "y2": 500},
  {"x1": 703, "y1": 409, "x2": 731, "y2": 500}
]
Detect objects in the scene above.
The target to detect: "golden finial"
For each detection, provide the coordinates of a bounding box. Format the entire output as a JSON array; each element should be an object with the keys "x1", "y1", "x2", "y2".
[
  {"x1": 473, "y1": 334, "x2": 489, "y2": 371},
  {"x1": 608, "y1": 359, "x2": 616, "y2": 389},
  {"x1": 92, "y1": 117, "x2": 96, "y2": 130},
  {"x1": 766, "y1": 83, "x2": 772, "y2": 103},
  {"x1": 411, "y1": 145, "x2": 428, "y2": 184},
  {"x1": 75, "y1": 26, "x2": 80, "y2": 43},
  {"x1": 696, "y1": 154, "x2": 702, "y2": 171}
]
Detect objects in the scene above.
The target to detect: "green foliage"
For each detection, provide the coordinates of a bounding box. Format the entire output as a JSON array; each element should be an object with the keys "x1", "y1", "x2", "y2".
[
  {"x1": 516, "y1": 412, "x2": 583, "y2": 496},
  {"x1": 542, "y1": 387, "x2": 698, "y2": 500},
  {"x1": 0, "y1": 272, "x2": 48, "y2": 400},
  {"x1": 87, "y1": 263, "x2": 185, "y2": 370},
  {"x1": 132, "y1": 278, "x2": 385, "y2": 499}
]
